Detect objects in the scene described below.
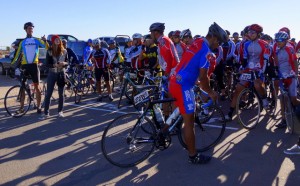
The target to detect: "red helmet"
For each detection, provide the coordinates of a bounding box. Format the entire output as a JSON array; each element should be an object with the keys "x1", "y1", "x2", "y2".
[
  {"x1": 279, "y1": 27, "x2": 290, "y2": 38},
  {"x1": 172, "y1": 30, "x2": 181, "y2": 37},
  {"x1": 249, "y1": 24, "x2": 263, "y2": 34}
]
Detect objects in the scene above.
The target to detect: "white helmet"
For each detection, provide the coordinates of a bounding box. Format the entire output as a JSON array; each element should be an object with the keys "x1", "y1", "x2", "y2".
[
  {"x1": 132, "y1": 33, "x2": 142, "y2": 39},
  {"x1": 92, "y1": 39, "x2": 101, "y2": 46}
]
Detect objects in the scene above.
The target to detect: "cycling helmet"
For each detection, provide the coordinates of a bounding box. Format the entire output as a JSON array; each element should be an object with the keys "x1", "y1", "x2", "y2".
[
  {"x1": 92, "y1": 39, "x2": 101, "y2": 46},
  {"x1": 261, "y1": 34, "x2": 272, "y2": 41},
  {"x1": 225, "y1": 30, "x2": 230, "y2": 36},
  {"x1": 132, "y1": 33, "x2": 143, "y2": 39},
  {"x1": 125, "y1": 38, "x2": 132, "y2": 43},
  {"x1": 275, "y1": 31, "x2": 289, "y2": 42},
  {"x1": 249, "y1": 24, "x2": 263, "y2": 34},
  {"x1": 149, "y1": 22, "x2": 165, "y2": 32},
  {"x1": 171, "y1": 30, "x2": 180, "y2": 37},
  {"x1": 243, "y1": 25, "x2": 250, "y2": 34},
  {"x1": 279, "y1": 27, "x2": 290, "y2": 38},
  {"x1": 62, "y1": 39, "x2": 67, "y2": 43},
  {"x1": 193, "y1": 35, "x2": 201, "y2": 39},
  {"x1": 107, "y1": 39, "x2": 116, "y2": 45},
  {"x1": 180, "y1": 29, "x2": 192, "y2": 39},
  {"x1": 24, "y1": 22, "x2": 34, "y2": 30},
  {"x1": 144, "y1": 34, "x2": 152, "y2": 40},
  {"x1": 168, "y1": 31, "x2": 174, "y2": 38},
  {"x1": 88, "y1": 39, "x2": 93, "y2": 43},
  {"x1": 233, "y1": 32, "x2": 239, "y2": 37},
  {"x1": 208, "y1": 22, "x2": 228, "y2": 43}
]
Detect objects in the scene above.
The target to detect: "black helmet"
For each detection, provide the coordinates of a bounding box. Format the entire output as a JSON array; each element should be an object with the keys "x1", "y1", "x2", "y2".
[
  {"x1": 208, "y1": 22, "x2": 228, "y2": 43},
  {"x1": 149, "y1": 22, "x2": 165, "y2": 32},
  {"x1": 24, "y1": 22, "x2": 34, "y2": 30},
  {"x1": 168, "y1": 31, "x2": 174, "y2": 38},
  {"x1": 144, "y1": 34, "x2": 152, "y2": 40},
  {"x1": 261, "y1": 34, "x2": 273, "y2": 41},
  {"x1": 180, "y1": 29, "x2": 192, "y2": 39}
]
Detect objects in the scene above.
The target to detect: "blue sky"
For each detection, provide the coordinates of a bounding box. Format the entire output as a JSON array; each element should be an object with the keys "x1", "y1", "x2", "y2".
[{"x1": 1, "y1": 0, "x2": 299, "y2": 46}]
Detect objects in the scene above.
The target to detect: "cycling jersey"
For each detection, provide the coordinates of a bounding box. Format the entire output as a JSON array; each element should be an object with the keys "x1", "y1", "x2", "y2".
[
  {"x1": 170, "y1": 38, "x2": 213, "y2": 114},
  {"x1": 275, "y1": 45, "x2": 297, "y2": 75},
  {"x1": 12, "y1": 37, "x2": 47, "y2": 65},
  {"x1": 222, "y1": 39, "x2": 236, "y2": 61},
  {"x1": 109, "y1": 47, "x2": 124, "y2": 64},
  {"x1": 243, "y1": 39, "x2": 270, "y2": 71},
  {"x1": 157, "y1": 35, "x2": 179, "y2": 75},
  {"x1": 83, "y1": 46, "x2": 93, "y2": 65},
  {"x1": 175, "y1": 42, "x2": 187, "y2": 61},
  {"x1": 92, "y1": 48, "x2": 111, "y2": 69},
  {"x1": 129, "y1": 44, "x2": 143, "y2": 69},
  {"x1": 143, "y1": 44, "x2": 158, "y2": 69},
  {"x1": 174, "y1": 38, "x2": 212, "y2": 87},
  {"x1": 124, "y1": 46, "x2": 133, "y2": 63}
]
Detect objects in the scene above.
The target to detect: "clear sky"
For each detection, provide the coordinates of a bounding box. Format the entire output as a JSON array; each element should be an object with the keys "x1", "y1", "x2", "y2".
[{"x1": 1, "y1": 0, "x2": 299, "y2": 47}]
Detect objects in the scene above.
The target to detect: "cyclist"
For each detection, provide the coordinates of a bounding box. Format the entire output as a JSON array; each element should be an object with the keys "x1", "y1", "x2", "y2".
[
  {"x1": 232, "y1": 32, "x2": 241, "y2": 44},
  {"x1": 149, "y1": 22, "x2": 179, "y2": 119},
  {"x1": 169, "y1": 22, "x2": 227, "y2": 164},
  {"x1": 62, "y1": 39, "x2": 79, "y2": 70},
  {"x1": 225, "y1": 24, "x2": 271, "y2": 121},
  {"x1": 180, "y1": 29, "x2": 193, "y2": 46},
  {"x1": 142, "y1": 34, "x2": 159, "y2": 74},
  {"x1": 172, "y1": 30, "x2": 187, "y2": 61},
  {"x1": 124, "y1": 38, "x2": 133, "y2": 67},
  {"x1": 11, "y1": 22, "x2": 48, "y2": 114},
  {"x1": 90, "y1": 39, "x2": 113, "y2": 101},
  {"x1": 83, "y1": 39, "x2": 94, "y2": 70},
  {"x1": 107, "y1": 39, "x2": 124, "y2": 84},
  {"x1": 168, "y1": 31, "x2": 174, "y2": 43},
  {"x1": 129, "y1": 33, "x2": 143, "y2": 70},
  {"x1": 212, "y1": 44, "x2": 225, "y2": 99},
  {"x1": 272, "y1": 31, "x2": 300, "y2": 128}
]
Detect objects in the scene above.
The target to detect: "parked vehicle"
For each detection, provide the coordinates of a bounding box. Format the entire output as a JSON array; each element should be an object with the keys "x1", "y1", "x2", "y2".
[{"x1": 67, "y1": 40, "x2": 88, "y2": 64}]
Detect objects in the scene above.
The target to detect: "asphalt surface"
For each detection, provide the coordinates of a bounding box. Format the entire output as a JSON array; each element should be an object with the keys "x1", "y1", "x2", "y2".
[{"x1": 0, "y1": 74, "x2": 300, "y2": 186}]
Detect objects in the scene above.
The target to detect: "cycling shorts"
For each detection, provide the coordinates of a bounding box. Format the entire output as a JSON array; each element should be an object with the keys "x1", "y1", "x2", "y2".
[
  {"x1": 169, "y1": 76, "x2": 195, "y2": 114},
  {"x1": 281, "y1": 78, "x2": 298, "y2": 97},
  {"x1": 95, "y1": 68, "x2": 110, "y2": 82},
  {"x1": 21, "y1": 64, "x2": 40, "y2": 84}
]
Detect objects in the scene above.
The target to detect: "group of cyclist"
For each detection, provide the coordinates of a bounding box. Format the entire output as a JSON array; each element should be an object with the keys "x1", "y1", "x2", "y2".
[{"x1": 10, "y1": 21, "x2": 300, "y2": 164}]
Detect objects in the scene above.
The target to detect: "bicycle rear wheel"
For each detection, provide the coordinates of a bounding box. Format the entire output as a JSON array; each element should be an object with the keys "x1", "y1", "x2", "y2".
[
  {"x1": 64, "y1": 78, "x2": 74, "y2": 101},
  {"x1": 101, "y1": 113, "x2": 156, "y2": 168},
  {"x1": 178, "y1": 105, "x2": 226, "y2": 152},
  {"x1": 236, "y1": 88, "x2": 261, "y2": 129},
  {"x1": 284, "y1": 94, "x2": 294, "y2": 134},
  {"x1": 4, "y1": 85, "x2": 31, "y2": 118}
]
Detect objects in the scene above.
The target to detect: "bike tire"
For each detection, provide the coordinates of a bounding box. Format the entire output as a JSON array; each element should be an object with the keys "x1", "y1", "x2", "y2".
[
  {"x1": 236, "y1": 88, "x2": 261, "y2": 129},
  {"x1": 101, "y1": 113, "x2": 156, "y2": 168},
  {"x1": 177, "y1": 105, "x2": 226, "y2": 152},
  {"x1": 4, "y1": 85, "x2": 31, "y2": 118},
  {"x1": 64, "y1": 78, "x2": 74, "y2": 101}
]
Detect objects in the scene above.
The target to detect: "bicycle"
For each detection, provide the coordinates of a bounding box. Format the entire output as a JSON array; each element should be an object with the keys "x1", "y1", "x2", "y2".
[
  {"x1": 5, "y1": 69, "x2": 38, "y2": 117},
  {"x1": 101, "y1": 89, "x2": 226, "y2": 167},
  {"x1": 236, "y1": 71, "x2": 277, "y2": 129},
  {"x1": 272, "y1": 76, "x2": 296, "y2": 133}
]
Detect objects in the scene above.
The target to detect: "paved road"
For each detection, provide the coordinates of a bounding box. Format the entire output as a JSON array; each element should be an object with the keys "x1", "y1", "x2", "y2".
[{"x1": 0, "y1": 74, "x2": 300, "y2": 186}]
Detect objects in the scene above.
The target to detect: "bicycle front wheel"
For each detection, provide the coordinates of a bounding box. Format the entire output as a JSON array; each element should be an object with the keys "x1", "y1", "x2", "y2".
[
  {"x1": 178, "y1": 105, "x2": 226, "y2": 152},
  {"x1": 4, "y1": 85, "x2": 31, "y2": 118},
  {"x1": 284, "y1": 94, "x2": 294, "y2": 134},
  {"x1": 236, "y1": 88, "x2": 261, "y2": 129},
  {"x1": 101, "y1": 113, "x2": 156, "y2": 168},
  {"x1": 64, "y1": 78, "x2": 74, "y2": 101}
]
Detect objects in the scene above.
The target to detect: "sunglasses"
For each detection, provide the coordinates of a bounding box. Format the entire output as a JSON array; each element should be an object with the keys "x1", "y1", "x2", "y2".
[
  {"x1": 248, "y1": 30, "x2": 257, "y2": 35},
  {"x1": 275, "y1": 39, "x2": 285, "y2": 42}
]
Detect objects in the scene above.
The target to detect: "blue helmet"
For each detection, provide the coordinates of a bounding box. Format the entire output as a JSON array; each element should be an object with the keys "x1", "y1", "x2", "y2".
[
  {"x1": 275, "y1": 31, "x2": 289, "y2": 42},
  {"x1": 87, "y1": 39, "x2": 93, "y2": 43},
  {"x1": 107, "y1": 39, "x2": 116, "y2": 45}
]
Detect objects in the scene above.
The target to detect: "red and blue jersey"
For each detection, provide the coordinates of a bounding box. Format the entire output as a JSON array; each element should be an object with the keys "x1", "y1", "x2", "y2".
[{"x1": 174, "y1": 38, "x2": 213, "y2": 87}]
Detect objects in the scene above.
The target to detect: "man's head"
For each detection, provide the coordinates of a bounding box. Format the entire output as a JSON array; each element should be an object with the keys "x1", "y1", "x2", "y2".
[
  {"x1": 132, "y1": 33, "x2": 143, "y2": 46},
  {"x1": 260, "y1": 34, "x2": 272, "y2": 44},
  {"x1": 87, "y1": 39, "x2": 93, "y2": 47},
  {"x1": 233, "y1": 32, "x2": 239, "y2": 41},
  {"x1": 144, "y1": 34, "x2": 154, "y2": 47},
  {"x1": 279, "y1": 27, "x2": 291, "y2": 39},
  {"x1": 62, "y1": 39, "x2": 67, "y2": 48},
  {"x1": 24, "y1": 22, "x2": 34, "y2": 37},
  {"x1": 92, "y1": 39, "x2": 101, "y2": 49},
  {"x1": 149, "y1": 22, "x2": 165, "y2": 41},
  {"x1": 172, "y1": 30, "x2": 181, "y2": 44},
  {"x1": 248, "y1": 24, "x2": 263, "y2": 41},
  {"x1": 180, "y1": 29, "x2": 193, "y2": 45},
  {"x1": 205, "y1": 22, "x2": 228, "y2": 50},
  {"x1": 107, "y1": 39, "x2": 116, "y2": 49},
  {"x1": 125, "y1": 38, "x2": 133, "y2": 47},
  {"x1": 275, "y1": 31, "x2": 289, "y2": 48}
]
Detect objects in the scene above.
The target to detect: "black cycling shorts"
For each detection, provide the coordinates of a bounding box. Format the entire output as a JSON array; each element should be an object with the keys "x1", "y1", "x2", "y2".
[
  {"x1": 95, "y1": 68, "x2": 110, "y2": 82},
  {"x1": 21, "y1": 63, "x2": 40, "y2": 84}
]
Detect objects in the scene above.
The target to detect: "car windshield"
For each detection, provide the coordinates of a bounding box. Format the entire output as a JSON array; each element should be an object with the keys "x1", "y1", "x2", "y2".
[
  {"x1": 115, "y1": 37, "x2": 127, "y2": 46},
  {"x1": 69, "y1": 42, "x2": 87, "y2": 56}
]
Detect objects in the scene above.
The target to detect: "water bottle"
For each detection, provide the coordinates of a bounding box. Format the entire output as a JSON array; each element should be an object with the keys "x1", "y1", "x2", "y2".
[
  {"x1": 166, "y1": 107, "x2": 180, "y2": 125},
  {"x1": 154, "y1": 105, "x2": 165, "y2": 124}
]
